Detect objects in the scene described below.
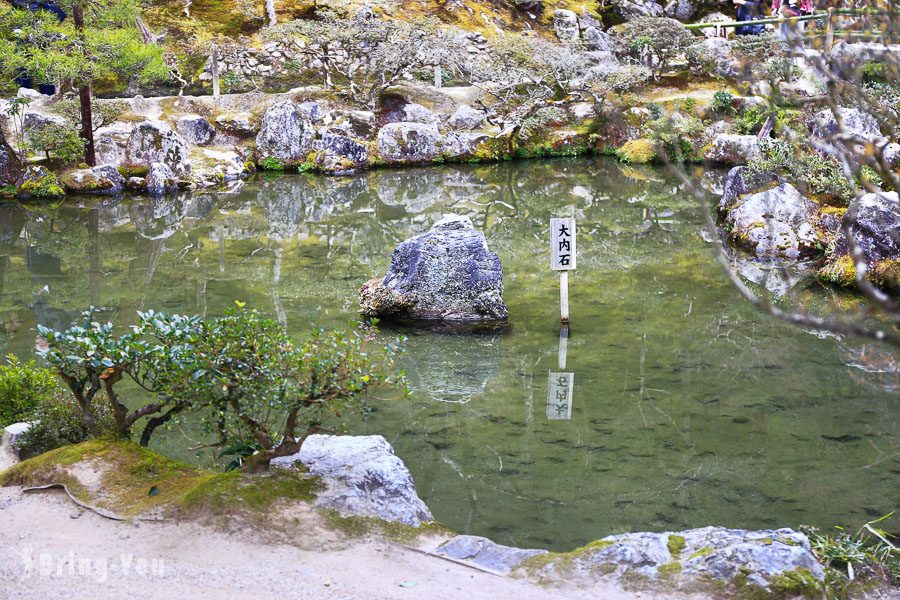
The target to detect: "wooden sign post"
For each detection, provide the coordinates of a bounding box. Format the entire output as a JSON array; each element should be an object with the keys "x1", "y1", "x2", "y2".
[{"x1": 550, "y1": 217, "x2": 576, "y2": 323}]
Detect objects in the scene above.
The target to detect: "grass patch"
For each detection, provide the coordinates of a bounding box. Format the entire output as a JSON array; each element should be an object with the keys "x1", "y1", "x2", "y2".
[{"x1": 321, "y1": 509, "x2": 452, "y2": 544}]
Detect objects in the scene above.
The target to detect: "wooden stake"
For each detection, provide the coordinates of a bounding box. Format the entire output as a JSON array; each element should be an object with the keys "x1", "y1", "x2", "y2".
[
  {"x1": 826, "y1": 7, "x2": 835, "y2": 49},
  {"x1": 560, "y1": 271, "x2": 569, "y2": 323}
]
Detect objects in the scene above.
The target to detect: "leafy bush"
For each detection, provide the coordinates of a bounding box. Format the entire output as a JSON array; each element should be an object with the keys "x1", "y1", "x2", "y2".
[
  {"x1": 859, "y1": 62, "x2": 886, "y2": 84},
  {"x1": 26, "y1": 122, "x2": 85, "y2": 164},
  {"x1": 647, "y1": 113, "x2": 705, "y2": 163},
  {"x1": 258, "y1": 156, "x2": 285, "y2": 171},
  {"x1": 731, "y1": 33, "x2": 792, "y2": 82},
  {"x1": 0, "y1": 355, "x2": 61, "y2": 428},
  {"x1": 615, "y1": 17, "x2": 707, "y2": 79},
  {"x1": 616, "y1": 139, "x2": 656, "y2": 163},
  {"x1": 749, "y1": 138, "x2": 853, "y2": 201},
  {"x1": 36, "y1": 305, "x2": 404, "y2": 472},
  {"x1": 711, "y1": 90, "x2": 735, "y2": 115},
  {"x1": 736, "y1": 105, "x2": 770, "y2": 135},
  {"x1": 15, "y1": 393, "x2": 111, "y2": 459},
  {"x1": 48, "y1": 98, "x2": 128, "y2": 133}
]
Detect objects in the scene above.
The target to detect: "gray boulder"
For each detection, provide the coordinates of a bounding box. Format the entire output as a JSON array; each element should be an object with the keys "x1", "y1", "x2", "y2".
[
  {"x1": 214, "y1": 113, "x2": 256, "y2": 136},
  {"x1": 810, "y1": 107, "x2": 883, "y2": 143},
  {"x1": 705, "y1": 134, "x2": 760, "y2": 165},
  {"x1": 272, "y1": 434, "x2": 433, "y2": 527},
  {"x1": 881, "y1": 142, "x2": 900, "y2": 168},
  {"x1": 553, "y1": 9, "x2": 580, "y2": 42},
  {"x1": 145, "y1": 162, "x2": 178, "y2": 197},
  {"x1": 703, "y1": 37, "x2": 739, "y2": 79},
  {"x1": 402, "y1": 103, "x2": 441, "y2": 126},
  {"x1": 726, "y1": 183, "x2": 821, "y2": 257},
  {"x1": 123, "y1": 120, "x2": 191, "y2": 176},
  {"x1": 448, "y1": 105, "x2": 486, "y2": 130},
  {"x1": 313, "y1": 133, "x2": 371, "y2": 173},
  {"x1": 438, "y1": 536, "x2": 548, "y2": 575},
  {"x1": 60, "y1": 165, "x2": 125, "y2": 196},
  {"x1": 255, "y1": 101, "x2": 315, "y2": 167},
  {"x1": 359, "y1": 215, "x2": 508, "y2": 321},
  {"x1": 346, "y1": 110, "x2": 377, "y2": 138},
  {"x1": 175, "y1": 115, "x2": 215, "y2": 146},
  {"x1": 664, "y1": 0, "x2": 694, "y2": 20},
  {"x1": 612, "y1": 0, "x2": 664, "y2": 20},
  {"x1": 530, "y1": 526, "x2": 823, "y2": 593},
  {"x1": 1, "y1": 422, "x2": 31, "y2": 459},
  {"x1": 441, "y1": 132, "x2": 489, "y2": 161},
  {"x1": 821, "y1": 191, "x2": 899, "y2": 289},
  {"x1": 376, "y1": 122, "x2": 442, "y2": 163},
  {"x1": 583, "y1": 26, "x2": 614, "y2": 53},
  {"x1": 719, "y1": 165, "x2": 777, "y2": 213},
  {"x1": 297, "y1": 100, "x2": 324, "y2": 122}
]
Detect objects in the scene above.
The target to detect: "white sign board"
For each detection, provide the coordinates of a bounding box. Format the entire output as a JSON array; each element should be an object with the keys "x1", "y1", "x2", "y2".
[
  {"x1": 550, "y1": 218, "x2": 576, "y2": 271},
  {"x1": 547, "y1": 371, "x2": 574, "y2": 420}
]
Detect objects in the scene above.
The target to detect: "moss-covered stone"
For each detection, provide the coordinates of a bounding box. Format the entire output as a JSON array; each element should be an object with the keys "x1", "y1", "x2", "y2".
[
  {"x1": 15, "y1": 166, "x2": 65, "y2": 201},
  {"x1": 667, "y1": 534, "x2": 687, "y2": 558}
]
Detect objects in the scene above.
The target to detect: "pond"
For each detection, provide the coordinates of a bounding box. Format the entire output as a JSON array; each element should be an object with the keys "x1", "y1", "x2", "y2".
[{"x1": 0, "y1": 157, "x2": 896, "y2": 551}]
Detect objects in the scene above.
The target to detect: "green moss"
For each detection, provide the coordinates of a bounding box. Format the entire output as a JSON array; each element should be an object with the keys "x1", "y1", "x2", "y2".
[
  {"x1": 686, "y1": 546, "x2": 714, "y2": 560},
  {"x1": 1, "y1": 184, "x2": 19, "y2": 197},
  {"x1": 667, "y1": 534, "x2": 686, "y2": 558},
  {"x1": 177, "y1": 468, "x2": 322, "y2": 519},
  {"x1": 615, "y1": 139, "x2": 656, "y2": 164},
  {"x1": 18, "y1": 174, "x2": 65, "y2": 200},
  {"x1": 818, "y1": 255, "x2": 857, "y2": 288},
  {"x1": 519, "y1": 539, "x2": 616, "y2": 576},
  {"x1": 658, "y1": 560, "x2": 682, "y2": 581},
  {"x1": 769, "y1": 568, "x2": 826, "y2": 597},
  {"x1": 117, "y1": 165, "x2": 149, "y2": 178},
  {"x1": 321, "y1": 509, "x2": 452, "y2": 544}
]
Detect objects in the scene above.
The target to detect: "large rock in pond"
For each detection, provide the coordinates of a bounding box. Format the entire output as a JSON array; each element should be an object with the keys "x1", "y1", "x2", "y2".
[
  {"x1": 719, "y1": 165, "x2": 777, "y2": 213},
  {"x1": 255, "y1": 101, "x2": 315, "y2": 168},
  {"x1": 819, "y1": 191, "x2": 900, "y2": 290},
  {"x1": 61, "y1": 165, "x2": 125, "y2": 196},
  {"x1": 725, "y1": 182, "x2": 821, "y2": 257},
  {"x1": 359, "y1": 215, "x2": 508, "y2": 321},
  {"x1": 145, "y1": 162, "x2": 179, "y2": 197},
  {"x1": 312, "y1": 132, "x2": 370, "y2": 173},
  {"x1": 15, "y1": 166, "x2": 65, "y2": 200},
  {"x1": 376, "y1": 122, "x2": 442, "y2": 164},
  {"x1": 271, "y1": 434, "x2": 433, "y2": 526},
  {"x1": 523, "y1": 526, "x2": 824, "y2": 594},
  {"x1": 705, "y1": 134, "x2": 760, "y2": 165},
  {"x1": 123, "y1": 121, "x2": 191, "y2": 176}
]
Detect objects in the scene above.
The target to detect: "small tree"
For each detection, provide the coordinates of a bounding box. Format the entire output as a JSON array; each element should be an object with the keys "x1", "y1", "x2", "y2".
[
  {"x1": 174, "y1": 306, "x2": 403, "y2": 473},
  {"x1": 36, "y1": 308, "x2": 203, "y2": 443},
  {"x1": 0, "y1": 0, "x2": 169, "y2": 166},
  {"x1": 264, "y1": 17, "x2": 448, "y2": 108},
  {"x1": 614, "y1": 17, "x2": 706, "y2": 80},
  {"x1": 26, "y1": 121, "x2": 85, "y2": 163}
]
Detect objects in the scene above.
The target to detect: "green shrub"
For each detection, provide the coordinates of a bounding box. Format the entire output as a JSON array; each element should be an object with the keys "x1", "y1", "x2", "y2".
[
  {"x1": 736, "y1": 105, "x2": 770, "y2": 135},
  {"x1": 0, "y1": 355, "x2": 61, "y2": 429},
  {"x1": 615, "y1": 139, "x2": 656, "y2": 163},
  {"x1": 859, "y1": 62, "x2": 886, "y2": 84},
  {"x1": 749, "y1": 138, "x2": 853, "y2": 201},
  {"x1": 258, "y1": 155, "x2": 285, "y2": 171},
  {"x1": 646, "y1": 102, "x2": 663, "y2": 120},
  {"x1": 647, "y1": 114, "x2": 705, "y2": 162},
  {"x1": 15, "y1": 392, "x2": 111, "y2": 459},
  {"x1": 711, "y1": 90, "x2": 735, "y2": 115},
  {"x1": 26, "y1": 122, "x2": 85, "y2": 164}
]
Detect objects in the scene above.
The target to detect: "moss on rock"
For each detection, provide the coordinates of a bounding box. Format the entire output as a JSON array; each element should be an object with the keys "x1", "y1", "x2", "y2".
[{"x1": 615, "y1": 139, "x2": 657, "y2": 164}]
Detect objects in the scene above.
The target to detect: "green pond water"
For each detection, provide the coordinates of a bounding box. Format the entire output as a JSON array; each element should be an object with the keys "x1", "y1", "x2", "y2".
[{"x1": 0, "y1": 157, "x2": 897, "y2": 551}]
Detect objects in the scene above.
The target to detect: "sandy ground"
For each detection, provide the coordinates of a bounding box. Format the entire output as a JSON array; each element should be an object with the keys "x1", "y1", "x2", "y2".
[{"x1": 0, "y1": 450, "x2": 682, "y2": 600}]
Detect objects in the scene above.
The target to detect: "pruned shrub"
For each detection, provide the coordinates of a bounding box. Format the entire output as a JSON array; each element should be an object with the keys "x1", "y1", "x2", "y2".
[{"x1": 0, "y1": 355, "x2": 61, "y2": 429}]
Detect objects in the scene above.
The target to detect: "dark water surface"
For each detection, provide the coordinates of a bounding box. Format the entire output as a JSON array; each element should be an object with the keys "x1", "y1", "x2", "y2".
[{"x1": 0, "y1": 158, "x2": 896, "y2": 551}]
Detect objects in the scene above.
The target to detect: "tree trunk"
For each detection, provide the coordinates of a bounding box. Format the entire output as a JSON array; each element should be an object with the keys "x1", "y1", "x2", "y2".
[
  {"x1": 265, "y1": 0, "x2": 276, "y2": 27},
  {"x1": 211, "y1": 47, "x2": 220, "y2": 97},
  {"x1": 72, "y1": 2, "x2": 96, "y2": 166}
]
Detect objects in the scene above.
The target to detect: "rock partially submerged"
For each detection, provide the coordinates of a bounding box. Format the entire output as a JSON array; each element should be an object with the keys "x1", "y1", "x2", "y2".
[
  {"x1": 61, "y1": 165, "x2": 126, "y2": 196},
  {"x1": 705, "y1": 134, "x2": 760, "y2": 165},
  {"x1": 725, "y1": 183, "x2": 821, "y2": 258},
  {"x1": 15, "y1": 165, "x2": 65, "y2": 200},
  {"x1": 819, "y1": 191, "x2": 900, "y2": 290},
  {"x1": 520, "y1": 526, "x2": 824, "y2": 595},
  {"x1": 359, "y1": 215, "x2": 508, "y2": 321},
  {"x1": 272, "y1": 434, "x2": 433, "y2": 527},
  {"x1": 123, "y1": 120, "x2": 192, "y2": 176},
  {"x1": 255, "y1": 100, "x2": 315, "y2": 168}
]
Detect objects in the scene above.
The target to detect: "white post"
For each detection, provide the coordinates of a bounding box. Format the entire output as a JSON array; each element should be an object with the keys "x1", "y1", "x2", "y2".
[
  {"x1": 560, "y1": 271, "x2": 569, "y2": 324},
  {"x1": 558, "y1": 325, "x2": 569, "y2": 370},
  {"x1": 434, "y1": 65, "x2": 442, "y2": 88}
]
